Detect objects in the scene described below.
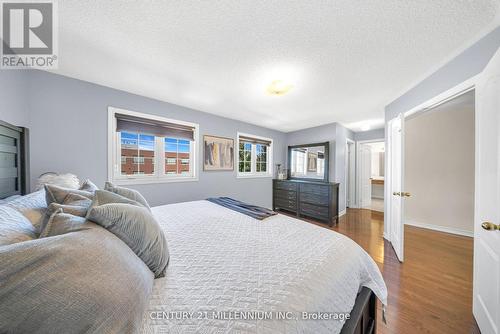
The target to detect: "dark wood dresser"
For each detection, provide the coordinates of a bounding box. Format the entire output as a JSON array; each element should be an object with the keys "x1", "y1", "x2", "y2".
[{"x1": 272, "y1": 179, "x2": 339, "y2": 226}]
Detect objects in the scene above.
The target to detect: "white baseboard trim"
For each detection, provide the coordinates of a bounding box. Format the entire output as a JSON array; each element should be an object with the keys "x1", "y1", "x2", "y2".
[
  {"x1": 339, "y1": 209, "x2": 347, "y2": 217},
  {"x1": 405, "y1": 220, "x2": 473, "y2": 238}
]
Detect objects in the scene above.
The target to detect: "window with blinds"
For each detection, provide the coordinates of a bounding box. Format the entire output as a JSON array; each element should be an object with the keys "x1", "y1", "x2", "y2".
[
  {"x1": 108, "y1": 107, "x2": 199, "y2": 184},
  {"x1": 237, "y1": 133, "x2": 273, "y2": 177}
]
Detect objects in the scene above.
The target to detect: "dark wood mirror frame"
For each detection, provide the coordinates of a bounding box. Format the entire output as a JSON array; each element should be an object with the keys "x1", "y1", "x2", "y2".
[{"x1": 287, "y1": 142, "x2": 329, "y2": 183}]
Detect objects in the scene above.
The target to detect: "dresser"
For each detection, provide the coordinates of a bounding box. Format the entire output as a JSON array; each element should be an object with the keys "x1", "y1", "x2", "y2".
[{"x1": 272, "y1": 179, "x2": 339, "y2": 226}]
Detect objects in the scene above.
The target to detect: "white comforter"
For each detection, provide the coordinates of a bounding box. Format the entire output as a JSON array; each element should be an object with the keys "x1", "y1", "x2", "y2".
[{"x1": 142, "y1": 200, "x2": 387, "y2": 334}]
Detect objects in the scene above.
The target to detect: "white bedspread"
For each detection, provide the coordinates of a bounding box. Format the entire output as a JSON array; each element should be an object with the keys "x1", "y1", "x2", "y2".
[{"x1": 142, "y1": 200, "x2": 387, "y2": 334}]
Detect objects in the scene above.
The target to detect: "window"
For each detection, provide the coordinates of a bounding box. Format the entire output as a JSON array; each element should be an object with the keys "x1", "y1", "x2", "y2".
[
  {"x1": 109, "y1": 107, "x2": 199, "y2": 185},
  {"x1": 133, "y1": 156, "x2": 145, "y2": 164},
  {"x1": 165, "y1": 138, "x2": 191, "y2": 175},
  {"x1": 120, "y1": 132, "x2": 155, "y2": 175},
  {"x1": 237, "y1": 133, "x2": 273, "y2": 177}
]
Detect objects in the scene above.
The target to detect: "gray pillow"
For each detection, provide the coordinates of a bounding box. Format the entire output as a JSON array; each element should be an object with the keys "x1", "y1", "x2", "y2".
[
  {"x1": 39, "y1": 210, "x2": 92, "y2": 238},
  {"x1": 49, "y1": 203, "x2": 88, "y2": 217},
  {"x1": 45, "y1": 184, "x2": 93, "y2": 206},
  {"x1": 92, "y1": 190, "x2": 143, "y2": 207},
  {"x1": 39, "y1": 189, "x2": 93, "y2": 234},
  {"x1": 63, "y1": 193, "x2": 93, "y2": 207},
  {"x1": 0, "y1": 205, "x2": 37, "y2": 246},
  {"x1": 79, "y1": 179, "x2": 99, "y2": 193},
  {"x1": 0, "y1": 225, "x2": 154, "y2": 333},
  {"x1": 104, "y1": 182, "x2": 150, "y2": 211},
  {"x1": 88, "y1": 203, "x2": 169, "y2": 278}
]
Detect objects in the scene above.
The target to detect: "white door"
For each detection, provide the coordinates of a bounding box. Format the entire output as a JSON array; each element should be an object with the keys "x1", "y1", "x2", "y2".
[
  {"x1": 388, "y1": 115, "x2": 404, "y2": 262},
  {"x1": 473, "y1": 48, "x2": 500, "y2": 334},
  {"x1": 360, "y1": 144, "x2": 372, "y2": 208}
]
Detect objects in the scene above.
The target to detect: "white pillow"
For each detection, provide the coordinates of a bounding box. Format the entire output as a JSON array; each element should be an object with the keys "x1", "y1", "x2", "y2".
[
  {"x1": 6, "y1": 190, "x2": 48, "y2": 232},
  {"x1": 36, "y1": 173, "x2": 80, "y2": 190}
]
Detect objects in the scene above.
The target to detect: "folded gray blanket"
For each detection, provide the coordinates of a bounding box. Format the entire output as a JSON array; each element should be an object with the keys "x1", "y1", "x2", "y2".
[
  {"x1": 0, "y1": 223, "x2": 154, "y2": 334},
  {"x1": 206, "y1": 197, "x2": 277, "y2": 220}
]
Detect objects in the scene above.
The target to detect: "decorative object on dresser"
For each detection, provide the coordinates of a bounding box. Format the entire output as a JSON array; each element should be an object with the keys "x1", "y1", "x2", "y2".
[
  {"x1": 273, "y1": 179, "x2": 339, "y2": 226},
  {"x1": 203, "y1": 135, "x2": 234, "y2": 171}
]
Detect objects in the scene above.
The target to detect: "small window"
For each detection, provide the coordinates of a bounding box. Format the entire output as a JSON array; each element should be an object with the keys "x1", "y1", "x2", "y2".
[
  {"x1": 237, "y1": 133, "x2": 273, "y2": 178},
  {"x1": 164, "y1": 138, "x2": 191, "y2": 175},
  {"x1": 109, "y1": 107, "x2": 199, "y2": 185},
  {"x1": 120, "y1": 132, "x2": 155, "y2": 175}
]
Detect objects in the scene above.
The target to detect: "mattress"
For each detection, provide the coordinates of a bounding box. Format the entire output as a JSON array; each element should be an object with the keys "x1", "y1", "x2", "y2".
[{"x1": 142, "y1": 200, "x2": 387, "y2": 334}]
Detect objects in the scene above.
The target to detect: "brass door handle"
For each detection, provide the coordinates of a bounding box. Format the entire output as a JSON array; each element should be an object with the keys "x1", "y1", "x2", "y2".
[
  {"x1": 393, "y1": 192, "x2": 411, "y2": 197},
  {"x1": 481, "y1": 222, "x2": 500, "y2": 231}
]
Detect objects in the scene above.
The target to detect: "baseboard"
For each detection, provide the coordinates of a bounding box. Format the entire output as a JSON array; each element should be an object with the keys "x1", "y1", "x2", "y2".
[
  {"x1": 405, "y1": 220, "x2": 473, "y2": 238},
  {"x1": 339, "y1": 209, "x2": 347, "y2": 217}
]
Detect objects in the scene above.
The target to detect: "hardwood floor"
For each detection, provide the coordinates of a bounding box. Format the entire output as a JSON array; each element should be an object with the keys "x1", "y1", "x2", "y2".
[{"x1": 300, "y1": 208, "x2": 478, "y2": 334}]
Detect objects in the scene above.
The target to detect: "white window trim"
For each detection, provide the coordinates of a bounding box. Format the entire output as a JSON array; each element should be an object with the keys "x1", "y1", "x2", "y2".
[
  {"x1": 107, "y1": 106, "x2": 199, "y2": 185},
  {"x1": 236, "y1": 132, "x2": 273, "y2": 178}
]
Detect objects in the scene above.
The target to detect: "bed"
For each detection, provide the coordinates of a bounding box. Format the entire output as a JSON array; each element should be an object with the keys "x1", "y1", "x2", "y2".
[
  {"x1": 0, "y1": 120, "x2": 387, "y2": 334},
  {"x1": 142, "y1": 200, "x2": 387, "y2": 334}
]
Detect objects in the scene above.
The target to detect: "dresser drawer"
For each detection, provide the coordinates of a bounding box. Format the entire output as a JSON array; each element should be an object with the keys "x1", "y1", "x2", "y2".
[
  {"x1": 274, "y1": 181, "x2": 298, "y2": 192},
  {"x1": 300, "y1": 202, "x2": 329, "y2": 219},
  {"x1": 300, "y1": 183, "x2": 329, "y2": 196},
  {"x1": 275, "y1": 189, "x2": 297, "y2": 201},
  {"x1": 275, "y1": 197, "x2": 297, "y2": 210},
  {"x1": 299, "y1": 192, "x2": 329, "y2": 206}
]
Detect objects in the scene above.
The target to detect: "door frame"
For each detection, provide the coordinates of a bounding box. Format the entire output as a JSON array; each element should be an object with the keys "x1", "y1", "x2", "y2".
[
  {"x1": 384, "y1": 74, "x2": 479, "y2": 243},
  {"x1": 346, "y1": 138, "x2": 356, "y2": 208},
  {"x1": 356, "y1": 139, "x2": 384, "y2": 210}
]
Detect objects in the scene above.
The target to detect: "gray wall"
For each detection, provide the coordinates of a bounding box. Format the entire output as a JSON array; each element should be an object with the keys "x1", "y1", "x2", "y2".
[
  {"x1": 386, "y1": 26, "x2": 500, "y2": 120},
  {"x1": 354, "y1": 128, "x2": 384, "y2": 141},
  {"x1": 25, "y1": 70, "x2": 287, "y2": 208},
  {"x1": 286, "y1": 122, "x2": 354, "y2": 213},
  {"x1": 0, "y1": 71, "x2": 29, "y2": 127}
]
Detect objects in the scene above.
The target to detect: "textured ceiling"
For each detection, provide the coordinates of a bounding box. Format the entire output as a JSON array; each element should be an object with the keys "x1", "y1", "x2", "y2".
[{"x1": 51, "y1": 1, "x2": 499, "y2": 132}]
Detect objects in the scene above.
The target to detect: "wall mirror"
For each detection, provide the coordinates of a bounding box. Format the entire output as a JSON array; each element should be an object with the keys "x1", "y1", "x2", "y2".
[{"x1": 288, "y1": 142, "x2": 329, "y2": 182}]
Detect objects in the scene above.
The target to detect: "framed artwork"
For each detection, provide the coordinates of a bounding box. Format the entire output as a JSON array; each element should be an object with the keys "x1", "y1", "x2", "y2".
[
  {"x1": 307, "y1": 152, "x2": 317, "y2": 172},
  {"x1": 203, "y1": 135, "x2": 234, "y2": 171}
]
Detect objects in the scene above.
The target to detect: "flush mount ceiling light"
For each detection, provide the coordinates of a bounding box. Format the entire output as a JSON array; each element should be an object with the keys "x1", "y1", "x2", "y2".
[
  {"x1": 360, "y1": 124, "x2": 371, "y2": 131},
  {"x1": 266, "y1": 80, "x2": 293, "y2": 96}
]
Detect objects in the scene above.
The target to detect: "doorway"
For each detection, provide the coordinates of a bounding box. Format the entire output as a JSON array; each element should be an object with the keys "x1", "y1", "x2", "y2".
[
  {"x1": 405, "y1": 91, "x2": 475, "y2": 237},
  {"x1": 357, "y1": 140, "x2": 385, "y2": 212}
]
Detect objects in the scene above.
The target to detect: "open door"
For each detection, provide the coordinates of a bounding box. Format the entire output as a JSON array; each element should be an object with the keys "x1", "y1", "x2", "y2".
[
  {"x1": 388, "y1": 114, "x2": 405, "y2": 262},
  {"x1": 473, "y1": 47, "x2": 500, "y2": 334},
  {"x1": 360, "y1": 144, "x2": 372, "y2": 208}
]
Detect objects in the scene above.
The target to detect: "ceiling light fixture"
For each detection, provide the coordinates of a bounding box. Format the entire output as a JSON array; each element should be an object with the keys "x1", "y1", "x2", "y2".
[
  {"x1": 360, "y1": 124, "x2": 371, "y2": 131},
  {"x1": 266, "y1": 80, "x2": 293, "y2": 96}
]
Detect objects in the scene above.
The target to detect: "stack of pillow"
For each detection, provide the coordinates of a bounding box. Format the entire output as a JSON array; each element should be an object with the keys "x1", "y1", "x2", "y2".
[
  {"x1": 38, "y1": 181, "x2": 169, "y2": 278},
  {"x1": 0, "y1": 180, "x2": 166, "y2": 333}
]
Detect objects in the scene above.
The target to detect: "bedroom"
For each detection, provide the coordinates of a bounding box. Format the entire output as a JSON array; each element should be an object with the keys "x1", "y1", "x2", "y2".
[{"x1": 1, "y1": 1, "x2": 499, "y2": 334}]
